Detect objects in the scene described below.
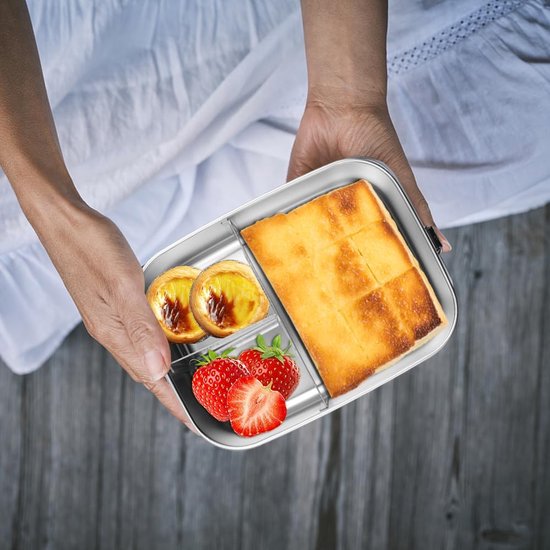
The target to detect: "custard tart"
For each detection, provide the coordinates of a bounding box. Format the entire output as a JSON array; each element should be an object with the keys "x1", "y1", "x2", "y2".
[
  {"x1": 146, "y1": 266, "x2": 206, "y2": 343},
  {"x1": 190, "y1": 260, "x2": 269, "y2": 337}
]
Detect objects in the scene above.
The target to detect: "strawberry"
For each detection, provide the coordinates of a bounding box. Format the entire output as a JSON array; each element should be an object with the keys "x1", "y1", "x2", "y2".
[
  {"x1": 191, "y1": 349, "x2": 248, "y2": 422},
  {"x1": 238, "y1": 334, "x2": 300, "y2": 399},
  {"x1": 227, "y1": 376, "x2": 287, "y2": 437}
]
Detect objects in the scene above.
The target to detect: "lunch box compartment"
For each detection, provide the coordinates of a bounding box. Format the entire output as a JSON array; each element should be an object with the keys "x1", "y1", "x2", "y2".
[
  {"x1": 144, "y1": 220, "x2": 328, "y2": 448},
  {"x1": 169, "y1": 314, "x2": 328, "y2": 449}
]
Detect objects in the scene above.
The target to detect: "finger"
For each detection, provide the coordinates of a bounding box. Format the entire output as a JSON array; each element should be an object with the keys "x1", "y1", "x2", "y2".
[
  {"x1": 119, "y1": 291, "x2": 172, "y2": 384},
  {"x1": 434, "y1": 227, "x2": 452, "y2": 253},
  {"x1": 143, "y1": 378, "x2": 195, "y2": 428},
  {"x1": 388, "y1": 152, "x2": 452, "y2": 253},
  {"x1": 99, "y1": 315, "x2": 192, "y2": 428},
  {"x1": 406, "y1": 182, "x2": 452, "y2": 252}
]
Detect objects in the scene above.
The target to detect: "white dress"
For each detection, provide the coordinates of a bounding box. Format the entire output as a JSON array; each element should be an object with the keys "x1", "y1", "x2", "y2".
[{"x1": 0, "y1": 0, "x2": 548, "y2": 373}]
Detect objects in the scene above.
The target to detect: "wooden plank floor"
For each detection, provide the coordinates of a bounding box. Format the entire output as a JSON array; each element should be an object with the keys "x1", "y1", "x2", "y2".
[{"x1": 0, "y1": 205, "x2": 548, "y2": 550}]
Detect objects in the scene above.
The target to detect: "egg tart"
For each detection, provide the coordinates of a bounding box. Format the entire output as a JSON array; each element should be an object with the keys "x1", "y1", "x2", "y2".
[
  {"x1": 190, "y1": 260, "x2": 269, "y2": 337},
  {"x1": 146, "y1": 266, "x2": 206, "y2": 343}
]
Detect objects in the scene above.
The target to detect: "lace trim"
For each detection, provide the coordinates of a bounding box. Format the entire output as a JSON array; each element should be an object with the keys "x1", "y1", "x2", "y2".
[{"x1": 388, "y1": 0, "x2": 527, "y2": 76}]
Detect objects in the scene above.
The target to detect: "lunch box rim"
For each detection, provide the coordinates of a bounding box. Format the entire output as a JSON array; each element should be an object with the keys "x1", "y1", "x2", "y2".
[{"x1": 143, "y1": 157, "x2": 459, "y2": 450}]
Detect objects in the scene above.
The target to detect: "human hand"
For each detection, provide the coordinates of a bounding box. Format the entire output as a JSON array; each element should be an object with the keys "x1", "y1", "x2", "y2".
[
  {"x1": 34, "y1": 199, "x2": 191, "y2": 425},
  {"x1": 0, "y1": 0, "x2": 190, "y2": 423},
  {"x1": 287, "y1": 100, "x2": 452, "y2": 252}
]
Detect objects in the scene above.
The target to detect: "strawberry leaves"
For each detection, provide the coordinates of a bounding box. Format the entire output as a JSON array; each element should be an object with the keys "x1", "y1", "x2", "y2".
[
  {"x1": 253, "y1": 334, "x2": 292, "y2": 364},
  {"x1": 194, "y1": 347, "x2": 235, "y2": 366}
]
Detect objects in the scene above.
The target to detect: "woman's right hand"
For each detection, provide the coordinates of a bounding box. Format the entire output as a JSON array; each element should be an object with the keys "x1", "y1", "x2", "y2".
[
  {"x1": 0, "y1": 1, "x2": 190, "y2": 425},
  {"x1": 34, "y1": 197, "x2": 191, "y2": 426}
]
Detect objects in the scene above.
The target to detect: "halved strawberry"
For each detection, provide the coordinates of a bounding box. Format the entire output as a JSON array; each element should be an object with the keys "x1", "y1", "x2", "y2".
[
  {"x1": 191, "y1": 349, "x2": 248, "y2": 422},
  {"x1": 238, "y1": 334, "x2": 300, "y2": 399},
  {"x1": 227, "y1": 376, "x2": 287, "y2": 437}
]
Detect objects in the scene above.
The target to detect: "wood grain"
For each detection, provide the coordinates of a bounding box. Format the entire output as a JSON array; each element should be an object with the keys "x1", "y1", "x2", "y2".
[{"x1": 0, "y1": 205, "x2": 548, "y2": 550}]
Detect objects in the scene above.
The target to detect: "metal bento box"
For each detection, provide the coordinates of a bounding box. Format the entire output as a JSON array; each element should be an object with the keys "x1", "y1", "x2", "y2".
[{"x1": 143, "y1": 158, "x2": 458, "y2": 450}]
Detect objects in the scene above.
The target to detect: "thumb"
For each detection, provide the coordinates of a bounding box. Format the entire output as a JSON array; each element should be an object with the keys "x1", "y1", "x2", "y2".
[{"x1": 120, "y1": 293, "x2": 171, "y2": 384}]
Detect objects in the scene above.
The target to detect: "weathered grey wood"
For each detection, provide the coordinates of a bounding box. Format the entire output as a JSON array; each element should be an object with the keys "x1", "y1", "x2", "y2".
[
  {"x1": 0, "y1": 346, "x2": 22, "y2": 548},
  {"x1": 0, "y1": 205, "x2": 548, "y2": 550},
  {"x1": 456, "y1": 211, "x2": 545, "y2": 550},
  {"x1": 387, "y1": 207, "x2": 548, "y2": 550},
  {"x1": 533, "y1": 205, "x2": 550, "y2": 550}
]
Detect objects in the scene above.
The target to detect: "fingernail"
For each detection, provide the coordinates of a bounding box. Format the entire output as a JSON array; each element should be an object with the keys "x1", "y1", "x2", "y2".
[
  {"x1": 143, "y1": 350, "x2": 169, "y2": 381},
  {"x1": 435, "y1": 228, "x2": 452, "y2": 252}
]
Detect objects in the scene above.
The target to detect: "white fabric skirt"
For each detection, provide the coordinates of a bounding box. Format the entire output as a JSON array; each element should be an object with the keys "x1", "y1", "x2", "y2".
[{"x1": 1, "y1": 0, "x2": 548, "y2": 373}]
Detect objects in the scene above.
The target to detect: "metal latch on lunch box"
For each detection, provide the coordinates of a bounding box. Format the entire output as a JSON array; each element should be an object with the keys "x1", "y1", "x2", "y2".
[{"x1": 424, "y1": 226, "x2": 442, "y2": 255}]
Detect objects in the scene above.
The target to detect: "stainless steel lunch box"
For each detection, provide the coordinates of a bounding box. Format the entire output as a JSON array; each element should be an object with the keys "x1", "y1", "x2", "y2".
[{"x1": 143, "y1": 158, "x2": 458, "y2": 450}]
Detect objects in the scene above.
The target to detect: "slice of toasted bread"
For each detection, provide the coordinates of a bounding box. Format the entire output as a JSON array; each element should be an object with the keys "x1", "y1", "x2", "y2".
[{"x1": 241, "y1": 180, "x2": 447, "y2": 397}]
